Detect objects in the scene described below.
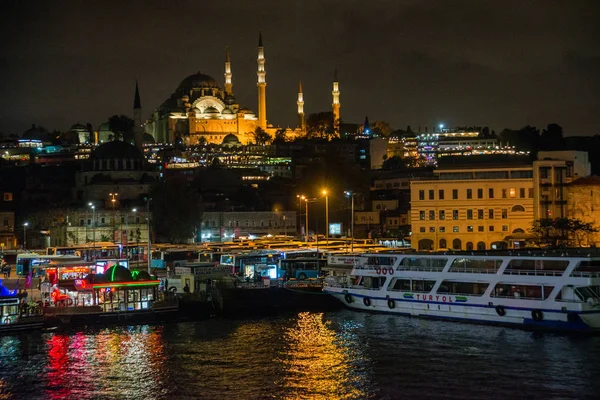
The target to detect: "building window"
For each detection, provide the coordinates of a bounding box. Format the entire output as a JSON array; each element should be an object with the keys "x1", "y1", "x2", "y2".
[
  {"x1": 453, "y1": 210, "x2": 459, "y2": 220},
  {"x1": 489, "y1": 188, "x2": 494, "y2": 199},
  {"x1": 467, "y1": 189, "x2": 472, "y2": 199},
  {"x1": 452, "y1": 189, "x2": 458, "y2": 200},
  {"x1": 419, "y1": 211, "x2": 425, "y2": 220},
  {"x1": 439, "y1": 190, "x2": 444, "y2": 200},
  {"x1": 80, "y1": 219, "x2": 85, "y2": 226},
  {"x1": 467, "y1": 226, "x2": 474, "y2": 232},
  {"x1": 509, "y1": 188, "x2": 516, "y2": 198},
  {"x1": 502, "y1": 225, "x2": 508, "y2": 232},
  {"x1": 528, "y1": 188, "x2": 534, "y2": 198},
  {"x1": 101, "y1": 217, "x2": 105, "y2": 224},
  {"x1": 429, "y1": 226, "x2": 435, "y2": 233},
  {"x1": 439, "y1": 226, "x2": 445, "y2": 232},
  {"x1": 520, "y1": 188, "x2": 525, "y2": 198},
  {"x1": 467, "y1": 209, "x2": 473, "y2": 220},
  {"x1": 477, "y1": 209, "x2": 484, "y2": 220},
  {"x1": 439, "y1": 210, "x2": 445, "y2": 220},
  {"x1": 3, "y1": 193, "x2": 13, "y2": 201},
  {"x1": 489, "y1": 226, "x2": 495, "y2": 232},
  {"x1": 429, "y1": 210, "x2": 435, "y2": 220},
  {"x1": 419, "y1": 227, "x2": 426, "y2": 233},
  {"x1": 477, "y1": 189, "x2": 483, "y2": 199},
  {"x1": 419, "y1": 190, "x2": 425, "y2": 200},
  {"x1": 453, "y1": 226, "x2": 459, "y2": 232},
  {"x1": 502, "y1": 209, "x2": 507, "y2": 219},
  {"x1": 136, "y1": 217, "x2": 140, "y2": 223},
  {"x1": 489, "y1": 209, "x2": 494, "y2": 219},
  {"x1": 502, "y1": 189, "x2": 507, "y2": 198},
  {"x1": 478, "y1": 226, "x2": 484, "y2": 232},
  {"x1": 429, "y1": 190, "x2": 434, "y2": 200},
  {"x1": 87, "y1": 219, "x2": 91, "y2": 226}
]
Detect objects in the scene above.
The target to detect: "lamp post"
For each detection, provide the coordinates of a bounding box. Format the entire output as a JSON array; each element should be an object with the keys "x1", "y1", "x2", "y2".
[
  {"x1": 146, "y1": 197, "x2": 152, "y2": 275},
  {"x1": 301, "y1": 196, "x2": 309, "y2": 242},
  {"x1": 109, "y1": 192, "x2": 118, "y2": 241},
  {"x1": 89, "y1": 203, "x2": 96, "y2": 259},
  {"x1": 125, "y1": 208, "x2": 137, "y2": 259},
  {"x1": 345, "y1": 191, "x2": 355, "y2": 252},
  {"x1": 322, "y1": 189, "x2": 329, "y2": 246},
  {"x1": 23, "y1": 222, "x2": 28, "y2": 250}
]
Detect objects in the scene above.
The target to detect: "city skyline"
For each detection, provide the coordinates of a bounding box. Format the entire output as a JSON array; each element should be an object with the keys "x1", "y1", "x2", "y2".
[{"x1": 1, "y1": 0, "x2": 599, "y2": 136}]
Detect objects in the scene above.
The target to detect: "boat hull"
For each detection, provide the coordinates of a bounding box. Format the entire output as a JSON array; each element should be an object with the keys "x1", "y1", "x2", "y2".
[{"x1": 325, "y1": 289, "x2": 599, "y2": 332}]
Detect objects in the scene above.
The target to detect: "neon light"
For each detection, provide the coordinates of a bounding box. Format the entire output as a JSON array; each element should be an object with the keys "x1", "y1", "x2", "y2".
[
  {"x1": 110, "y1": 265, "x2": 118, "y2": 282},
  {"x1": 90, "y1": 280, "x2": 160, "y2": 289}
]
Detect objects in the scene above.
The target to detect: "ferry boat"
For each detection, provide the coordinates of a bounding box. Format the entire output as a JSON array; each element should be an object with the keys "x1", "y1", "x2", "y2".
[
  {"x1": 0, "y1": 280, "x2": 44, "y2": 334},
  {"x1": 323, "y1": 252, "x2": 600, "y2": 331}
]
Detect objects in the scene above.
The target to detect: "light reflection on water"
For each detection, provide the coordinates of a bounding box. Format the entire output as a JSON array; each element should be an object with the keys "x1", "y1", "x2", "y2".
[{"x1": 0, "y1": 311, "x2": 599, "y2": 399}]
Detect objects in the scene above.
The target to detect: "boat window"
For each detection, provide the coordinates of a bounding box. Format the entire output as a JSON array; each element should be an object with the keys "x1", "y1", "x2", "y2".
[
  {"x1": 398, "y1": 257, "x2": 447, "y2": 272},
  {"x1": 389, "y1": 278, "x2": 436, "y2": 293},
  {"x1": 448, "y1": 258, "x2": 502, "y2": 274},
  {"x1": 491, "y1": 283, "x2": 553, "y2": 300},
  {"x1": 436, "y1": 281, "x2": 489, "y2": 296},
  {"x1": 504, "y1": 259, "x2": 569, "y2": 276},
  {"x1": 570, "y1": 261, "x2": 600, "y2": 277},
  {"x1": 366, "y1": 256, "x2": 397, "y2": 266},
  {"x1": 357, "y1": 276, "x2": 387, "y2": 290}
]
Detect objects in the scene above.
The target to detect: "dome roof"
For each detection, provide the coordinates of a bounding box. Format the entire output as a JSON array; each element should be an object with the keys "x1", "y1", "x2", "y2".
[
  {"x1": 22, "y1": 124, "x2": 51, "y2": 141},
  {"x1": 204, "y1": 106, "x2": 219, "y2": 114},
  {"x1": 91, "y1": 140, "x2": 145, "y2": 160},
  {"x1": 142, "y1": 133, "x2": 155, "y2": 144},
  {"x1": 222, "y1": 108, "x2": 233, "y2": 114},
  {"x1": 98, "y1": 122, "x2": 111, "y2": 131},
  {"x1": 178, "y1": 72, "x2": 219, "y2": 91},
  {"x1": 70, "y1": 123, "x2": 87, "y2": 131},
  {"x1": 224, "y1": 94, "x2": 236, "y2": 105},
  {"x1": 104, "y1": 264, "x2": 132, "y2": 282},
  {"x1": 222, "y1": 134, "x2": 240, "y2": 144}
]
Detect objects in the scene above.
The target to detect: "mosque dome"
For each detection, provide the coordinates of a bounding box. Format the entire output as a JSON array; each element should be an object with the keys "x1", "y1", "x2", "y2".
[
  {"x1": 22, "y1": 124, "x2": 51, "y2": 141},
  {"x1": 204, "y1": 106, "x2": 220, "y2": 114},
  {"x1": 91, "y1": 140, "x2": 145, "y2": 161},
  {"x1": 222, "y1": 134, "x2": 240, "y2": 145},
  {"x1": 142, "y1": 133, "x2": 155, "y2": 144},
  {"x1": 224, "y1": 94, "x2": 236, "y2": 105},
  {"x1": 178, "y1": 72, "x2": 219, "y2": 91},
  {"x1": 222, "y1": 108, "x2": 233, "y2": 115},
  {"x1": 98, "y1": 122, "x2": 111, "y2": 131},
  {"x1": 70, "y1": 123, "x2": 87, "y2": 131}
]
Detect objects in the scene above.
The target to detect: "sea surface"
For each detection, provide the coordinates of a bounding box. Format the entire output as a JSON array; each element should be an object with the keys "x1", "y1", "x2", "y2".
[{"x1": 0, "y1": 310, "x2": 599, "y2": 400}]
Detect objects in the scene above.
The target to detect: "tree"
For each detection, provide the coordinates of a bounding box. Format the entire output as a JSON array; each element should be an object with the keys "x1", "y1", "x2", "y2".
[
  {"x1": 530, "y1": 218, "x2": 597, "y2": 248},
  {"x1": 381, "y1": 155, "x2": 420, "y2": 170},
  {"x1": 108, "y1": 115, "x2": 134, "y2": 143},
  {"x1": 151, "y1": 178, "x2": 203, "y2": 243},
  {"x1": 305, "y1": 112, "x2": 336, "y2": 140},
  {"x1": 273, "y1": 129, "x2": 287, "y2": 144},
  {"x1": 253, "y1": 127, "x2": 272, "y2": 145},
  {"x1": 371, "y1": 121, "x2": 393, "y2": 137},
  {"x1": 540, "y1": 123, "x2": 564, "y2": 150},
  {"x1": 499, "y1": 125, "x2": 540, "y2": 153}
]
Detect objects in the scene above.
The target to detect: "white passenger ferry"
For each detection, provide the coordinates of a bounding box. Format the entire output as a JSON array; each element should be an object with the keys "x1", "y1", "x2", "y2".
[{"x1": 323, "y1": 252, "x2": 600, "y2": 331}]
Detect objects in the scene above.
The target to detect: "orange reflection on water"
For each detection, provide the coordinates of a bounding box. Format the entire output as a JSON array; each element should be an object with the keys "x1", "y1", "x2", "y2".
[
  {"x1": 276, "y1": 312, "x2": 368, "y2": 400},
  {"x1": 44, "y1": 326, "x2": 166, "y2": 400}
]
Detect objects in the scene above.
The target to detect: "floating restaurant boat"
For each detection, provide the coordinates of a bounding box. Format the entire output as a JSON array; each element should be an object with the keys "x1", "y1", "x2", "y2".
[{"x1": 323, "y1": 252, "x2": 600, "y2": 331}]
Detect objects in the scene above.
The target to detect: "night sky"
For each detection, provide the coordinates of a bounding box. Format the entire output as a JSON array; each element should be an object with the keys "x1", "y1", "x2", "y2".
[{"x1": 1, "y1": 0, "x2": 599, "y2": 136}]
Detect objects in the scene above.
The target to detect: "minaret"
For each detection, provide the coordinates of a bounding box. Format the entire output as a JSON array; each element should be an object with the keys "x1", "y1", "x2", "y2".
[
  {"x1": 297, "y1": 80, "x2": 305, "y2": 131},
  {"x1": 257, "y1": 31, "x2": 267, "y2": 130},
  {"x1": 332, "y1": 69, "x2": 340, "y2": 133},
  {"x1": 224, "y1": 47, "x2": 233, "y2": 96},
  {"x1": 133, "y1": 80, "x2": 143, "y2": 150}
]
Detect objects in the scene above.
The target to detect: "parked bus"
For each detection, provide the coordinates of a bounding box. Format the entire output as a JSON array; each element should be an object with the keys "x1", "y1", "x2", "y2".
[
  {"x1": 219, "y1": 250, "x2": 283, "y2": 279},
  {"x1": 151, "y1": 248, "x2": 199, "y2": 270},
  {"x1": 279, "y1": 257, "x2": 326, "y2": 280},
  {"x1": 47, "y1": 243, "x2": 147, "y2": 261}
]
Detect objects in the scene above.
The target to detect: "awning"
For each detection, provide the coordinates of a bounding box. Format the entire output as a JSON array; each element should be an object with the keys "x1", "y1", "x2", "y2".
[{"x1": 504, "y1": 233, "x2": 534, "y2": 241}]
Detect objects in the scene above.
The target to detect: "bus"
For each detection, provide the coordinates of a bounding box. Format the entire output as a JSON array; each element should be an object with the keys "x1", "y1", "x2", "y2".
[
  {"x1": 16, "y1": 253, "x2": 95, "y2": 278},
  {"x1": 279, "y1": 257, "x2": 326, "y2": 280},
  {"x1": 47, "y1": 243, "x2": 147, "y2": 261},
  {"x1": 219, "y1": 250, "x2": 283, "y2": 280},
  {"x1": 151, "y1": 247, "x2": 199, "y2": 270}
]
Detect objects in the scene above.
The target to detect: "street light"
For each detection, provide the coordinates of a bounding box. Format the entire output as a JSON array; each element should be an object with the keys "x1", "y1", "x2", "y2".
[
  {"x1": 125, "y1": 208, "x2": 137, "y2": 259},
  {"x1": 345, "y1": 191, "x2": 355, "y2": 252},
  {"x1": 109, "y1": 192, "x2": 119, "y2": 236},
  {"x1": 146, "y1": 197, "x2": 152, "y2": 275},
  {"x1": 89, "y1": 204, "x2": 96, "y2": 258},
  {"x1": 300, "y1": 195, "x2": 309, "y2": 242},
  {"x1": 23, "y1": 222, "x2": 28, "y2": 250},
  {"x1": 322, "y1": 189, "x2": 329, "y2": 246}
]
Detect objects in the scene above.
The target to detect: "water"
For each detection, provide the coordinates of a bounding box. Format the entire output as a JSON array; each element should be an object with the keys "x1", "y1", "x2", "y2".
[{"x1": 1, "y1": 310, "x2": 599, "y2": 399}]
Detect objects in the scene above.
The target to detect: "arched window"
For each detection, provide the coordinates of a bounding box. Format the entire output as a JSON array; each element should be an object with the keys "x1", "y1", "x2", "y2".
[
  {"x1": 452, "y1": 239, "x2": 462, "y2": 250},
  {"x1": 512, "y1": 228, "x2": 525, "y2": 233},
  {"x1": 418, "y1": 239, "x2": 434, "y2": 250},
  {"x1": 466, "y1": 242, "x2": 474, "y2": 251},
  {"x1": 439, "y1": 239, "x2": 447, "y2": 249},
  {"x1": 511, "y1": 205, "x2": 525, "y2": 212},
  {"x1": 477, "y1": 241, "x2": 486, "y2": 251}
]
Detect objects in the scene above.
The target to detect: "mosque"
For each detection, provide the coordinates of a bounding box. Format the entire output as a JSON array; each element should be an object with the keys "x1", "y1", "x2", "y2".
[{"x1": 141, "y1": 32, "x2": 342, "y2": 146}]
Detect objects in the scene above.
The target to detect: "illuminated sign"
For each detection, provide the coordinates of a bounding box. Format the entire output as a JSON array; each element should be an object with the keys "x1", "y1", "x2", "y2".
[{"x1": 329, "y1": 223, "x2": 342, "y2": 236}]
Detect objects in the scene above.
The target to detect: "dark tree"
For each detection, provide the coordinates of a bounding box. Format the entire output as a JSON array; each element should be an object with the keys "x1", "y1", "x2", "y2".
[
  {"x1": 540, "y1": 123, "x2": 565, "y2": 150},
  {"x1": 108, "y1": 115, "x2": 134, "y2": 143},
  {"x1": 499, "y1": 125, "x2": 540, "y2": 153},
  {"x1": 151, "y1": 178, "x2": 203, "y2": 243},
  {"x1": 381, "y1": 155, "x2": 419, "y2": 170},
  {"x1": 305, "y1": 112, "x2": 335, "y2": 139},
  {"x1": 253, "y1": 127, "x2": 272, "y2": 145},
  {"x1": 273, "y1": 129, "x2": 287, "y2": 144},
  {"x1": 530, "y1": 218, "x2": 597, "y2": 248}
]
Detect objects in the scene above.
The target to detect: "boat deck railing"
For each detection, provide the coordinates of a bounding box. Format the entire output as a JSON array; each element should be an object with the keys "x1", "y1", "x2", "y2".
[{"x1": 502, "y1": 269, "x2": 565, "y2": 277}]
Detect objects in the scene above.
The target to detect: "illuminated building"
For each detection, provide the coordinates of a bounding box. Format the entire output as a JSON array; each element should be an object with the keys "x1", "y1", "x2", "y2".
[
  {"x1": 199, "y1": 211, "x2": 297, "y2": 241},
  {"x1": 410, "y1": 158, "x2": 535, "y2": 251},
  {"x1": 566, "y1": 176, "x2": 600, "y2": 246}
]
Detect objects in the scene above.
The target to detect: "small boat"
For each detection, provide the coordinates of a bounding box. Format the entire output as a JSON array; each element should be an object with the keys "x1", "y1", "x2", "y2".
[
  {"x1": 324, "y1": 252, "x2": 600, "y2": 332},
  {"x1": 0, "y1": 280, "x2": 44, "y2": 334}
]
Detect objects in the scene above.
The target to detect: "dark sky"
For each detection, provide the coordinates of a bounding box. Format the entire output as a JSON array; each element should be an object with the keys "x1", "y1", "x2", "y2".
[{"x1": 1, "y1": 0, "x2": 599, "y2": 136}]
